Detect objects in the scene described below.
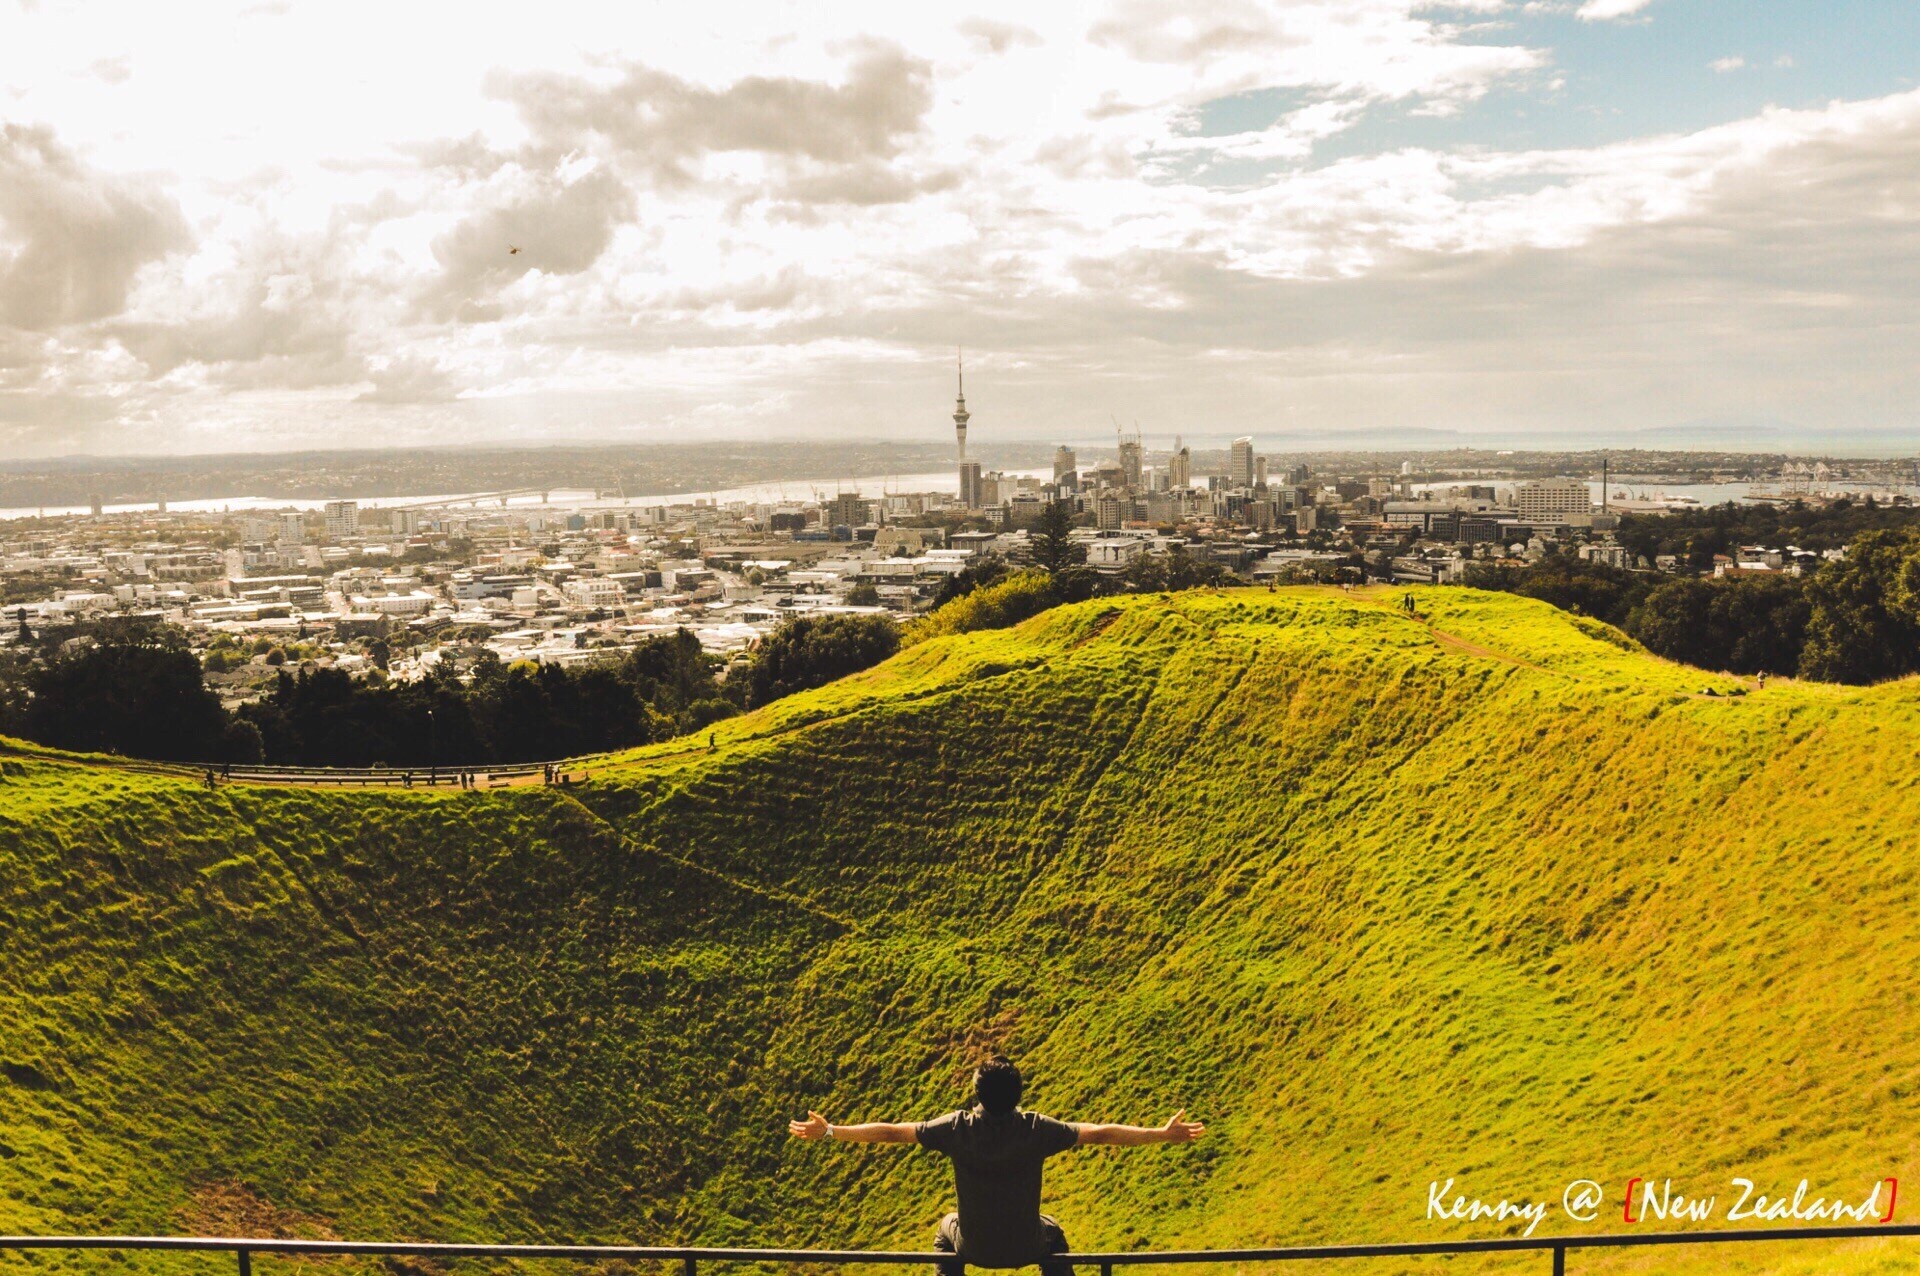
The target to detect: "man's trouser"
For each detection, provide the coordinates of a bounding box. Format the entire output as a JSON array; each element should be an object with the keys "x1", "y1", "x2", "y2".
[{"x1": 934, "y1": 1212, "x2": 1072, "y2": 1276}]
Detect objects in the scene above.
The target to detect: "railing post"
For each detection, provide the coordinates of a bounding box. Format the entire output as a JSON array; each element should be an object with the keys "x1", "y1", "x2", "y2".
[
  {"x1": 683, "y1": 1255, "x2": 697, "y2": 1276},
  {"x1": 1101, "y1": 1263, "x2": 1112, "y2": 1276},
  {"x1": 237, "y1": 1249, "x2": 252, "y2": 1276},
  {"x1": 1551, "y1": 1243, "x2": 1565, "y2": 1275}
]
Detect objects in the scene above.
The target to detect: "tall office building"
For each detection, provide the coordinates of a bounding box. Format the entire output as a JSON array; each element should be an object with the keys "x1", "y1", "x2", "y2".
[
  {"x1": 1054, "y1": 445, "x2": 1077, "y2": 485},
  {"x1": 1229, "y1": 437, "x2": 1256, "y2": 488},
  {"x1": 959, "y1": 461, "x2": 983, "y2": 510},
  {"x1": 829, "y1": 492, "x2": 869, "y2": 528},
  {"x1": 324, "y1": 500, "x2": 359, "y2": 541},
  {"x1": 1169, "y1": 437, "x2": 1191, "y2": 490},
  {"x1": 1118, "y1": 431, "x2": 1143, "y2": 490},
  {"x1": 1255, "y1": 457, "x2": 1268, "y2": 489}
]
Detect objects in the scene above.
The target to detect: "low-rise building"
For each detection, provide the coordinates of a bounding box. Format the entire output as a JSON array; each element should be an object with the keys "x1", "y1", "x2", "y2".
[{"x1": 1087, "y1": 538, "x2": 1145, "y2": 570}]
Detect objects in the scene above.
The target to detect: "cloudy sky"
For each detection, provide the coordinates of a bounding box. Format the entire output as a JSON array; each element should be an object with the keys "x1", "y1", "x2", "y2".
[{"x1": 2, "y1": 0, "x2": 1918, "y2": 458}]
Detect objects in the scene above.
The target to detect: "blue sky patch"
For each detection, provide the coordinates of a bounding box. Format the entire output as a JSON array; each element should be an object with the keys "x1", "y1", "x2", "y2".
[{"x1": 1182, "y1": 0, "x2": 1919, "y2": 176}]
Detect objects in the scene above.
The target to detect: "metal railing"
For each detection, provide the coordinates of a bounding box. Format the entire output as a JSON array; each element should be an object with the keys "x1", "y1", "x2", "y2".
[
  {"x1": 213, "y1": 761, "x2": 593, "y2": 788},
  {"x1": 0, "y1": 742, "x2": 616, "y2": 788},
  {"x1": 4, "y1": 1227, "x2": 1918, "y2": 1273}
]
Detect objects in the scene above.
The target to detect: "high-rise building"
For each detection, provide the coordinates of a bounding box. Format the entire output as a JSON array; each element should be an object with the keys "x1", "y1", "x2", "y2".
[
  {"x1": 1053, "y1": 445, "x2": 1077, "y2": 488},
  {"x1": 829, "y1": 492, "x2": 869, "y2": 528},
  {"x1": 1118, "y1": 431, "x2": 1143, "y2": 490},
  {"x1": 1513, "y1": 480, "x2": 1594, "y2": 523},
  {"x1": 1229, "y1": 437, "x2": 1256, "y2": 488},
  {"x1": 324, "y1": 500, "x2": 359, "y2": 541},
  {"x1": 89, "y1": 494, "x2": 104, "y2": 517},
  {"x1": 959, "y1": 461, "x2": 983, "y2": 510},
  {"x1": 277, "y1": 512, "x2": 307, "y2": 543},
  {"x1": 1255, "y1": 457, "x2": 1268, "y2": 489},
  {"x1": 1169, "y1": 438, "x2": 1191, "y2": 490}
]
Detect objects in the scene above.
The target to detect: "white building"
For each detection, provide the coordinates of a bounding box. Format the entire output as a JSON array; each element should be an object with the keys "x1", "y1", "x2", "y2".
[
  {"x1": 1229, "y1": 437, "x2": 1256, "y2": 488},
  {"x1": 1513, "y1": 480, "x2": 1593, "y2": 523},
  {"x1": 1578, "y1": 543, "x2": 1631, "y2": 569},
  {"x1": 324, "y1": 501, "x2": 359, "y2": 541},
  {"x1": 350, "y1": 590, "x2": 435, "y2": 616},
  {"x1": 1088, "y1": 537, "x2": 1145, "y2": 569},
  {"x1": 563, "y1": 577, "x2": 626, "y2": 608}
]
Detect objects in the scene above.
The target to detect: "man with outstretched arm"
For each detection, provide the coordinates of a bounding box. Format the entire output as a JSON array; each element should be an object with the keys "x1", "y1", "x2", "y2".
[{"x1": 788, "y1": 1055, "x2": 1205, "y2": 1276}]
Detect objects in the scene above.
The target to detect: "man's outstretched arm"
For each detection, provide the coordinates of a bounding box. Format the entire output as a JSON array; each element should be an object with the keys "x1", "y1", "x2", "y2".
[
  {"x1": 788, "y1": 1110, "x2": 918, "y2": 1144},
  {"x1": 1075, "y1": 1110, "x2": 1206, "y2": 1146}
]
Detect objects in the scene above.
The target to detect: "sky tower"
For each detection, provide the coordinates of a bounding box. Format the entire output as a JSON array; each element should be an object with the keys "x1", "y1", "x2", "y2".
[{"x1": 952, "y1": 348, "x2": 970, "y2": 462}]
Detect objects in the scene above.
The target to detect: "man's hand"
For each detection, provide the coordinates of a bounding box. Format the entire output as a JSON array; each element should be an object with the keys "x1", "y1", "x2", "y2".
[
  {"x1": 1075, "y1": 1110, "x2": 1208, "y2": 1146},
  {"x1": 1162, "y1": 1110, "x2": 1206, "y2": 1143},
  {"x1": 789, "y1": 1110, "x2": 831, "y2": 1140}
]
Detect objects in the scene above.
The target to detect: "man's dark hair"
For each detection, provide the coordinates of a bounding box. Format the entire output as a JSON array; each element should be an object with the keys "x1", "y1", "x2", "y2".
[{"x1": 974, "y1": 1055, "x2": 1023, "y2": 1115}]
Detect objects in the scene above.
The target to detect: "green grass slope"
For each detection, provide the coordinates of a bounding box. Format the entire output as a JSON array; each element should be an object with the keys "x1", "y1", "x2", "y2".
[{"x1": 3, "y1": 587, "x2": 1918, "y2": 1275}]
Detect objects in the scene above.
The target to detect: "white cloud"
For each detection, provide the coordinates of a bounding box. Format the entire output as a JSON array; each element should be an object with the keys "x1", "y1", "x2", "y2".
[
  {"x1": 1575, "y1": 0, "x2": 1655, "y2": 21},
  {"x1": 1710, "y1": 55, "x2": 1746, "y2": 74},
  {"x1": 0, "y1": 123, "x2": 189, "y2": 330},
  {"x1": 357, "y1": 354, "x2": 459, "y2": 403},
  {"x1": 85, "y1": 56, "x2": 130, "y2": 84},
  {"x1": 0, "y1": 0, "x2": 1914, "y2": 455},
  {"x1": 956, "y1": 17, "x2": 1042, "y2": 56}
]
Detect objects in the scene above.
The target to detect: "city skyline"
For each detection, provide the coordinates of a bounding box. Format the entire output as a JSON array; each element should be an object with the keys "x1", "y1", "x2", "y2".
[{"x1": 2, "y1": 1, "x2": 1919, "y2": 458}]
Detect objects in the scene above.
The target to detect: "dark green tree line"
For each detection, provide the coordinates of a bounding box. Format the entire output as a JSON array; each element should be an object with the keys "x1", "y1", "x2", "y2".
[{"x1": 1466, "y1": 525, "x2": 1920, "y2": 682}]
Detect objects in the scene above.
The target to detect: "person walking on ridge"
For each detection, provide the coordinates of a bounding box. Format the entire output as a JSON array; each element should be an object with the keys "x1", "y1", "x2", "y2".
[{"x1": 788, "y1": 1056, "x2": 1204, "y2": 1276}]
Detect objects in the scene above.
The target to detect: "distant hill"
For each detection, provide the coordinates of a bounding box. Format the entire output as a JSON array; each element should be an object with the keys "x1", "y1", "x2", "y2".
[
  {"x1": 0, "y1": 440, "x2": 1050, "y2": 508},
  {"x1": 2, "y1": 588, "x2": 1915, "y2": 1274}
]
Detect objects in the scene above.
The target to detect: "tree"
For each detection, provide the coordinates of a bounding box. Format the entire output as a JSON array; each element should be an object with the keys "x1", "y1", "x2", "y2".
[
  {"x1": 1463, "y1": 555, "x2": 1651, "y2": 629},
  {"x1": 846, "y1": 583, "x2": 882, "y2": 607},
  {"x1": 932, "y1": 554, "x2": 1010, "y2": 608},
  {"x1": 1798, "y1": 529, "x2": 1920, "y2": 683},
  {"x1": 740, "y1": 614, "x2": 900, "y2": 708},
  {"x1": 1032, "y1": 501, "x2": 1087, "y2": 573},
  {"x1": 1121, "y1": 547, "x2": 1226, "y2": 593},
  {"x1": 620, "y1": 628, "x2": 725, "y2": 733},
  {"x1": 1627, "y1": 574, "x2": 1810, "y2": 676},
  {"x1": 221, "y1": 719, "x2": 266, "y2": 764},
  {"x1": 25, "y1": 633, "x2": 229, "y2": 762}
]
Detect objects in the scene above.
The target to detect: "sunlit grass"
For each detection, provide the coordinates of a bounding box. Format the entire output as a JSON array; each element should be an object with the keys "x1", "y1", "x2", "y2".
[{"x1": 2, "y1": 586, "x2": 1916, "y2": 1274}]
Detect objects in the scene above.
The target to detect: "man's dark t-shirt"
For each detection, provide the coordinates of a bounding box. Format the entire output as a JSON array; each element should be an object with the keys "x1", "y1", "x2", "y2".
[{"x1": 916, "y1": 1106, "x2": 1080, "y2": 1267}]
